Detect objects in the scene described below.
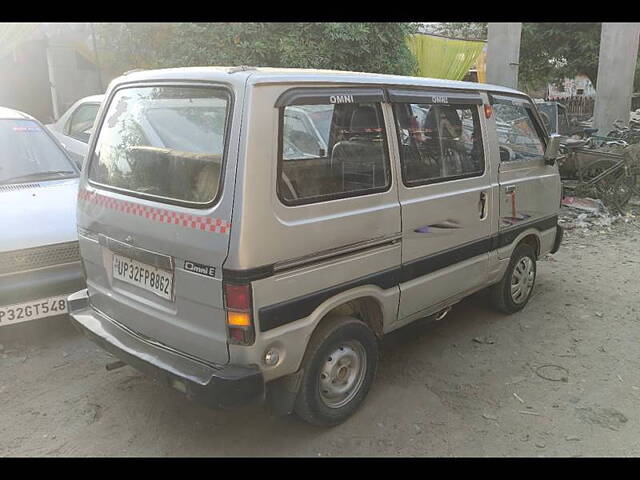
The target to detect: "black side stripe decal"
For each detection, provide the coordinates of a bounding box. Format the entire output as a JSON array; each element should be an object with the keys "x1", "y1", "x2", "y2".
[
  {"x1": 401, "y1": 236, "x2": 493, "y2": 283},
  {"x1": 259, "y1": 267, "x2": 401, "y2": 332},
  {"x1": 257, "y1": 215, "x2": 558, "y2": 332}
]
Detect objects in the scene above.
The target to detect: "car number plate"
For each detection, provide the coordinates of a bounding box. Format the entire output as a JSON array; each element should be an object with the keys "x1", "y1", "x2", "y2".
[
  {"x1": 112, "y1": 253, "x2": 174, "y2": 301},
  {"x1": 0, "y1": 295, "x2": 69, "y2": 326}
]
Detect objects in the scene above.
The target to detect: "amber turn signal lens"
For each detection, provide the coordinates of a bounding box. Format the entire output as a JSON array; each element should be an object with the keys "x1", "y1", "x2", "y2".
[{"x1": 227, "y1": 311, "x2": 251, "y2": 327}]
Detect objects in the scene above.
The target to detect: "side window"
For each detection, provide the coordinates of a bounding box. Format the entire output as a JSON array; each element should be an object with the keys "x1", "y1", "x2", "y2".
[
  {"x1": 282, "y1": 108, "x2": 328, "y2": 160},
  {"x1": 493, "y1": 101, "x2": 546, "y2": 162},
  {"x1": 394, "y1": 103, "x2": 485, "y2": 186},
  {"x1": 278, "y1": 102, "x2": 391, "y2": 205},
  {"x1": 67, "y1": 104, "x2": 100, "y2": 143}
]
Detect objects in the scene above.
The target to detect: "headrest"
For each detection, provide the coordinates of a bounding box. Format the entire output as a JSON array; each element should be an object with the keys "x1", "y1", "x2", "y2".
[{"x1": 350, "y1": 105, "x2": 379, "y2": 132}]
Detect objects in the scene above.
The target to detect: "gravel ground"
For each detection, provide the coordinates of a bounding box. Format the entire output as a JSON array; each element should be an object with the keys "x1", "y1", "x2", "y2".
[{"x1": 1, "y1": 208, "x2": 640, "y2": 457}]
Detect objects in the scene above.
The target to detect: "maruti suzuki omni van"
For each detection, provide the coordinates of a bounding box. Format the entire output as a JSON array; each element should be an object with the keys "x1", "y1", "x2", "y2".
[{"x1": 68, "y1": 67, "x2": 563, "y2": 426}]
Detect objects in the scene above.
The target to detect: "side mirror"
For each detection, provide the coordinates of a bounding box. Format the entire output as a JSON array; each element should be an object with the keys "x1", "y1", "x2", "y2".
[{"x1": 544, "y1": 134, "x2": 561, "y2": 165}]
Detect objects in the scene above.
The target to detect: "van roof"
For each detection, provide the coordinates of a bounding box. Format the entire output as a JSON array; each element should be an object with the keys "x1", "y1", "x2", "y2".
[{"x1": 113, "y1": 66, "x2": 525, "y2": 96}]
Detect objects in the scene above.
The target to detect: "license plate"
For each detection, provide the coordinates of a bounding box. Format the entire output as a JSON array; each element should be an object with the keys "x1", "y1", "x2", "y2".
[
  {"x1": 112, "y1": 253, "x2": 174, "y2": 301},
  {"x1": 0, "y1": 295, "x2": 69, "y2": 326}
]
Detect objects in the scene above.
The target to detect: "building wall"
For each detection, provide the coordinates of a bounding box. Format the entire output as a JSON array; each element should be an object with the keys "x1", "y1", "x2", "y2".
[
  {"x1": 0, "y1": 24, "x2": 104, "y2": 123},
  {"x1": 0, "y1": 39, "x2": 54, "y2": 122},
  {"x1": 47, "y1": 45, "x2": 102, "y2": 114},
  {"x1": 547, "y1": 74, "x2": 596, "y2": 98}
]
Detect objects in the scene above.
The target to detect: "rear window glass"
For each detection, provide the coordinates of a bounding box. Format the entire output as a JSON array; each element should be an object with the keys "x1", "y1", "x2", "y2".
[{"x1": 88, "y1": 86, "x2": 230, "y2": 206}]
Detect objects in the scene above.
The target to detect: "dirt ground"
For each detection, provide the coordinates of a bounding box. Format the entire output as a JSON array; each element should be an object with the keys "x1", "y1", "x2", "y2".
[{"x1": 2, "y1": 207, "x2": 640, "y2": 457}]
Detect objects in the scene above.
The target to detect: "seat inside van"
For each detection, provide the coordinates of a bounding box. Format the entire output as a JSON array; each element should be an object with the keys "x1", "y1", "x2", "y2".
[{"x1": 280, "y1": 103, "x2": 389, "y2": 203}]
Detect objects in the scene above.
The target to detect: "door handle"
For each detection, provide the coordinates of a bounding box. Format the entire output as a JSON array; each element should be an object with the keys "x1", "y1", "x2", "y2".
[
  {"x1": 504, "y1": 185, "x2": 516, "y2": 194},
  {"x1": 479, "y1": 191, "x2": 488, "y2": 220}
]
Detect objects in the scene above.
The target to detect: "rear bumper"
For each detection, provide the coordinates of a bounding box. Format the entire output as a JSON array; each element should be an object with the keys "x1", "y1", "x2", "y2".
[
  {"x1": 550, "y1": 225, "x2": 564, "y2": 254},
  {"x1": 0, "y1": 261, "x2": 85, "y2": 308},
  {"x1": 67, "y1": 289, "x2": 265, "y2": 409}
]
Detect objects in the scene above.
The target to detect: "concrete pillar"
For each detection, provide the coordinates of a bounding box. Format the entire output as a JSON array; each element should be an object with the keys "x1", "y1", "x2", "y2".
[
  {"x1": 45, "y1": 41, "x2": 60, "y2": 120},
  {"x1": 486, "y1": 23, "x2": 522, "y2": 89},
  {"x1": 594, "y1": 23, "x2": 640, "y2": 134}
]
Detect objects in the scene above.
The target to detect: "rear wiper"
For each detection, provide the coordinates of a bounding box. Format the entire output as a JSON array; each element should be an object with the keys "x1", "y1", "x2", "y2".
[{"x1": 0, "y1": 170, "x2": 76, "y2": 184}]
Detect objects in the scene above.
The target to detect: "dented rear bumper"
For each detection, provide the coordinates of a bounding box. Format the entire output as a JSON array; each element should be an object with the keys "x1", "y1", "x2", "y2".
[{"x1": 67, "y1": 289, "x2": 265, "y2": 409}]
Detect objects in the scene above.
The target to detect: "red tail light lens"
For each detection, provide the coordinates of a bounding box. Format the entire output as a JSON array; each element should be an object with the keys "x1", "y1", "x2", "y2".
[
  {"x1": 223, "y1": 283, "x2": 254, "y2": 345},
  {"x1": 224, "y1": 284, "x2": 251, "y2": 311}
]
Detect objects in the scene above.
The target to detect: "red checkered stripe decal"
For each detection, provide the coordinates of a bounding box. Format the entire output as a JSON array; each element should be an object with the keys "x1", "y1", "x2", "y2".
[{"x1": 78, "y1": 189, "x2": 231, "y2": 234}]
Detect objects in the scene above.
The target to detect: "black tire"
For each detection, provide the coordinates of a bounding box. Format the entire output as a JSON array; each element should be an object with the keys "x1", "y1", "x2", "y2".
[
  {"x1": 489, "y1": 244, "x2": 537, "y2": 314},
  {"x1": 294, "y1": 316, "x2": 378, "y2": 427}
]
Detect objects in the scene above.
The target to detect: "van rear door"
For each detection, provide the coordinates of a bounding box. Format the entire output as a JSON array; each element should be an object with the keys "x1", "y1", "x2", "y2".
[{"x1": 77, "y1": 83, "x2": 239, "y2": 365}]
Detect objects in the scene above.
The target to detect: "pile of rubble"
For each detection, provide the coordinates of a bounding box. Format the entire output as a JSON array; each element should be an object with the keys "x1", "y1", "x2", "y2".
[{"x1": 559, "y1": 195, "x2": 640, "y2": 237}]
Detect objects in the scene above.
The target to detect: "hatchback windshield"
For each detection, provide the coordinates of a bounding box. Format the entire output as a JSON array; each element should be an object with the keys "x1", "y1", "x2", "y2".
[
  {"x1": 0, "y1": 119, "x2": 77, "y2": 184},
  {"x1": 88, "y1": 86, "x2": 231, "y2": 206}
]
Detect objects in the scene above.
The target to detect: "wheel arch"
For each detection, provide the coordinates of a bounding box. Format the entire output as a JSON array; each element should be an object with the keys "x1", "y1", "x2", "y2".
[
  {"x1": 498, "y1": 227, "x2": 542, "y2": 260},
  {"x1": 265, "y1": 285, "x2": 393, "y2": 416}
]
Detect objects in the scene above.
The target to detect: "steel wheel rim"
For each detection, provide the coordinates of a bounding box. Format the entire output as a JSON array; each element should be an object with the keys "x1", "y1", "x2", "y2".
[
  {"x1": 318, "y1": 341, "x2": 367, "y2": 409},
  {"x1": 510, "y1": 256, "x2": 535, "y2": 304}
]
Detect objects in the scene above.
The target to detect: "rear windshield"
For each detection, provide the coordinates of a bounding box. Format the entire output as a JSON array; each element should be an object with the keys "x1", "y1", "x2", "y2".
[
  {"x1": 88, "y1": 86, "x2": 231, "y2": 206},
  {"x1": 0, "y1": 119, "x2": 77, "y2": 185}
]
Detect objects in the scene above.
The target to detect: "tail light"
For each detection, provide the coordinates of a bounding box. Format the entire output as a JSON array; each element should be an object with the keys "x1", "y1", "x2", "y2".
[
  {"x1": 223, "y1": 283, "x2": 255, "y2": 345},
  {"x1": 484, "y1": 104, "x2": 493, "y2": 119}
]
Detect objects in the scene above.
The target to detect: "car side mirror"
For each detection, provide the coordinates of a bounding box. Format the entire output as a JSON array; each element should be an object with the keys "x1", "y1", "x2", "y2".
[{"x1": 544, "y1": 134, "x2": 561, "y2": 165}]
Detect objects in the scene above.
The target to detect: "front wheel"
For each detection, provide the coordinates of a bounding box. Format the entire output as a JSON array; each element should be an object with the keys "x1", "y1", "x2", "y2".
[
  {"x1": 294, "y1": 316, "x2": 378, "y2": 427},
  {"x1": 490, "y1": 244, "x2": 537, "y2": 314}
]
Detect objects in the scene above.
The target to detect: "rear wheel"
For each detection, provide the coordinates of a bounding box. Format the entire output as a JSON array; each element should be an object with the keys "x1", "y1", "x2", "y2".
[
  {"x1": 490, "y1": 244, "x2": 537, "y2": 314},
  {"x1": 294, "y1": 316, "x2": 378, "y2": 427}
]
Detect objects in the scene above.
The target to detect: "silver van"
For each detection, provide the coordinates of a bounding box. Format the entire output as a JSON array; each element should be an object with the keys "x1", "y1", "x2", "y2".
[{"x1": 68, "y1": 67, "x2": 563, "y2": 426}]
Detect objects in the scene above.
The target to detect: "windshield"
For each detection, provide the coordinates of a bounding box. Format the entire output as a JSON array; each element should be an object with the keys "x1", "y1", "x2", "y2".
[
  {"x1": 88, "y1": 86, "x2": 231, "y2": 206},
  {"x1": 0, "y1": 119, "x2": 77, "y2": 184}
]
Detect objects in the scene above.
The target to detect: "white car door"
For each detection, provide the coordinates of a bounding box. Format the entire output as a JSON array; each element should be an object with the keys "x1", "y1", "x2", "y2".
[
  {"x1": 60, "y1": 102, "x2": 101, "y2": 167},
  {"x1": 47, "y1": 99, "x2": 102, "y2": 168}
]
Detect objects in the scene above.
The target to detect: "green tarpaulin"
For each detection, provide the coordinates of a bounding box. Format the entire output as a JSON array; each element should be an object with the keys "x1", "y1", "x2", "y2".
[{"x1": 407, "y1": 33, "x2": 486, "y2": 81}]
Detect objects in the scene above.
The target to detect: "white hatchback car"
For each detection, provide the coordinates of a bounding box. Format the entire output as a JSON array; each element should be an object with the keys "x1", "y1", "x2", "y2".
[
  {"x1": 46, "y1": 95, "x2": 103, "y2": 167},
  {"x1": 0, "y1": 107, "x2": 84, "y2": 328}
]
